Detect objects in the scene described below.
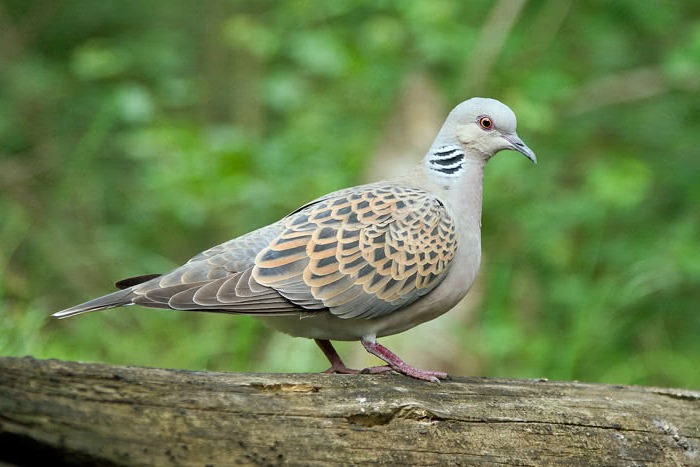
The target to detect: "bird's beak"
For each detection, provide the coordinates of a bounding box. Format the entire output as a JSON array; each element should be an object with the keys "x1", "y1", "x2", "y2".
[{"x1": 502, "y1": 133, "x2": 537, "y2": 164}]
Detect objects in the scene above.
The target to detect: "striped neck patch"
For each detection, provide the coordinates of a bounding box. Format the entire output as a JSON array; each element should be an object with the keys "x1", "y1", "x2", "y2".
[{"x1": 427, "y1": 145, "x2": 465, "y2": 177}]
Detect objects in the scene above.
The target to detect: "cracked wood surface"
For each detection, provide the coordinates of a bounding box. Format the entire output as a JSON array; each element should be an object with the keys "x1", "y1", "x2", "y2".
[{"x1": 0, "y1": 356, "x2": 698, "y2": 466}]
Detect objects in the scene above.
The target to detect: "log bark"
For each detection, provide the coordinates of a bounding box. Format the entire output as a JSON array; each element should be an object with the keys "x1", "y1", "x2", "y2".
[{"x1": 0, "y1": 357, "x2": 698, "y2": 466}]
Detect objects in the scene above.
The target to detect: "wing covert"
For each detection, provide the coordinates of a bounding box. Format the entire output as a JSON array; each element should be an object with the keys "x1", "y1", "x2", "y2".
[{"x1": 253, "y1": 183, "x2": 458, "y2": 319}]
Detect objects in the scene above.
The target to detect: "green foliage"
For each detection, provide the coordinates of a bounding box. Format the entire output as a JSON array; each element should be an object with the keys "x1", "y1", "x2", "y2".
[{"x1": 1, "y1": 0, "x2": 698, "y2": 388}]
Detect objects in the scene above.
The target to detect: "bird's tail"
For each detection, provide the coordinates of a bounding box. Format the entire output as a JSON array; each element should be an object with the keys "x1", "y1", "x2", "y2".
[{"x1": 53, "y1": 288, "x2": 135, "y2": 319}]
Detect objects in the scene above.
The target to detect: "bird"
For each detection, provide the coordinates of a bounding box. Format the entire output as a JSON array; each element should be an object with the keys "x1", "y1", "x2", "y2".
[{"x1": 54, "y1": 97, "x2": 536, "y2": 382}]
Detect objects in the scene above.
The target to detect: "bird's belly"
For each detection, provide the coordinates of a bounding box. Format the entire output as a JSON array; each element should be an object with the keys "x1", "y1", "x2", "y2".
[{"x1": 255, "y1": 313, "x2": 383, "y2": 341}]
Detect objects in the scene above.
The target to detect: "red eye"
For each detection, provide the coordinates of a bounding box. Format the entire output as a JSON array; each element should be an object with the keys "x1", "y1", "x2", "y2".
[{"x1": 478, "y1": 116, "x2": 493, "y2": 130}]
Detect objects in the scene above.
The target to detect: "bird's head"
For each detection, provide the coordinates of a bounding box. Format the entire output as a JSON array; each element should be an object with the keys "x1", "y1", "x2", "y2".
[{"x1": 427, "y1": 98, "x2": 536, "y2": 177}]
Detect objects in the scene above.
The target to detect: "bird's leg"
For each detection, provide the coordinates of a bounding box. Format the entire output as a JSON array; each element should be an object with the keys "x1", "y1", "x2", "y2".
[
  {"x1": 315, "y1": 339, "x2": 359, "y2": 374},
  {"x1": 314, "y1": 339, "x2": 391, "y2": 375},
  {"x1": 361, "y1": 338, "x2": 448, "y2": 383}
]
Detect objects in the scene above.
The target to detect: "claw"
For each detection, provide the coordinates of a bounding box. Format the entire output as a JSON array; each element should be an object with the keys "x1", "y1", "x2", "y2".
[{"x1": 322, "y1": 365, "x2": 361, "y2": 375}]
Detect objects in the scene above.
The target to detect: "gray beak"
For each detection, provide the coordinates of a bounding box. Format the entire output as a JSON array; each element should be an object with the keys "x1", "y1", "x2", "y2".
[{"x1": 503, "y1": 133, "x2": 537, "y2": 164}]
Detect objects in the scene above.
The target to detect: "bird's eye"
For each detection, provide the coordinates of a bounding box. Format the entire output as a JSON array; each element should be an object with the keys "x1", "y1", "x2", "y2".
[{"x1": 478, "y1": 116, "x2": 493, "y2": 131}]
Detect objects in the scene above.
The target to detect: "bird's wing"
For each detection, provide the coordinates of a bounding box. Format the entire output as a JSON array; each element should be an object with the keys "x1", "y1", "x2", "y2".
[
  {"x1": 129, "y1": 222, "x2": 303, "y2": 314},
  {"x1": 251, "y1": 182, "x2": 459, "y2": 319}
]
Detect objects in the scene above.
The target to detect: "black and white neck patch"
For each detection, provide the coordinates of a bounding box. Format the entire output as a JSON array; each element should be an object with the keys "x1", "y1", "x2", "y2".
[{"x1": 427, "y1": 145, "x2": 466, "y2": 177}]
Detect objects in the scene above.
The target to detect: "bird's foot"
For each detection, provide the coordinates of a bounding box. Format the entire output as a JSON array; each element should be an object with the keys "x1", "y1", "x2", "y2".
[
  {"x1": 322, "y1": 363, "x2": 361, "y2": 374},
  {"x1": 315, "y1": 338, "x2": 447, "y2": 382},
  {"x1": 316, "y1": 339, "x2": 388, "y2": 375},
  {"x1": 361, "y1": 339, "x2": 448, "y2": 383}
]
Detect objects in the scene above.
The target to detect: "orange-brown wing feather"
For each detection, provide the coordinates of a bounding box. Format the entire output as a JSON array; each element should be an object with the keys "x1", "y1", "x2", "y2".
[{"x1": 253, "y1": 182, "x2": 458, "y2": 319}]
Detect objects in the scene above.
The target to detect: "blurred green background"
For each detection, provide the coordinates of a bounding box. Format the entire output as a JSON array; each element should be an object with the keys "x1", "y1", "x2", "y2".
[{"x1": 1, "y1": 0, "x2": 699, "y2": 389}]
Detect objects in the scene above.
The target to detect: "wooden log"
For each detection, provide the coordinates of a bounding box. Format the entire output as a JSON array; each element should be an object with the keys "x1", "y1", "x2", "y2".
[{"x1": 0, "y1": 356, "x2": 698, "y2": 466}]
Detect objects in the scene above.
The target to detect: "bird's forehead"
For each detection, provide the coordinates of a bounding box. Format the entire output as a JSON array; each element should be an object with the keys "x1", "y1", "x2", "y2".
[{"x1": 451, "y1": 97, "x2": 517, "y2": 131}]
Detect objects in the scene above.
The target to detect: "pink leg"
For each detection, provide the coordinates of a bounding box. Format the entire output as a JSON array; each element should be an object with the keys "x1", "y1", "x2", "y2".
[
  {"x1": 314, "y1": 339, "x2": 391, "y2": 375},
  {"x1": 361, "y1": 339, "x2": 448, "y2": 383}
]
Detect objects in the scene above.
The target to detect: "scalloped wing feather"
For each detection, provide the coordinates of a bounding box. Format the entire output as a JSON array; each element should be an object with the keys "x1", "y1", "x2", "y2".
[{"x1": 253, "y1": 182, "x2": 458, "y2": 319}]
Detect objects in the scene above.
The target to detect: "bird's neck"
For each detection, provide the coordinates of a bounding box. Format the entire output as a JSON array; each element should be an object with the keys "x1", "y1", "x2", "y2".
[
  {"x1": 440, "y1": 159, "x2": 485, "y2": 233},
  {"x1": 419, "y1": 146, "x2": 486, "y2": 229}
]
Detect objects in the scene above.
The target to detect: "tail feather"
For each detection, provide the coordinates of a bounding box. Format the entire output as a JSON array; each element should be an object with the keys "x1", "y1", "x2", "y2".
[{"x1": 53, "y1": 288, "x2": 135, "y2": 319}]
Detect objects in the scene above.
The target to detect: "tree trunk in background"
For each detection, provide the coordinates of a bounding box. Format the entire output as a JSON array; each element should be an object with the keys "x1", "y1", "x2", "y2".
[
  {"x1": 200, "y1": 0, "x2": 264, "y2": 134},
  {"x1": 1, "y1": 357, "x2": 698, "y2": 466}
]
